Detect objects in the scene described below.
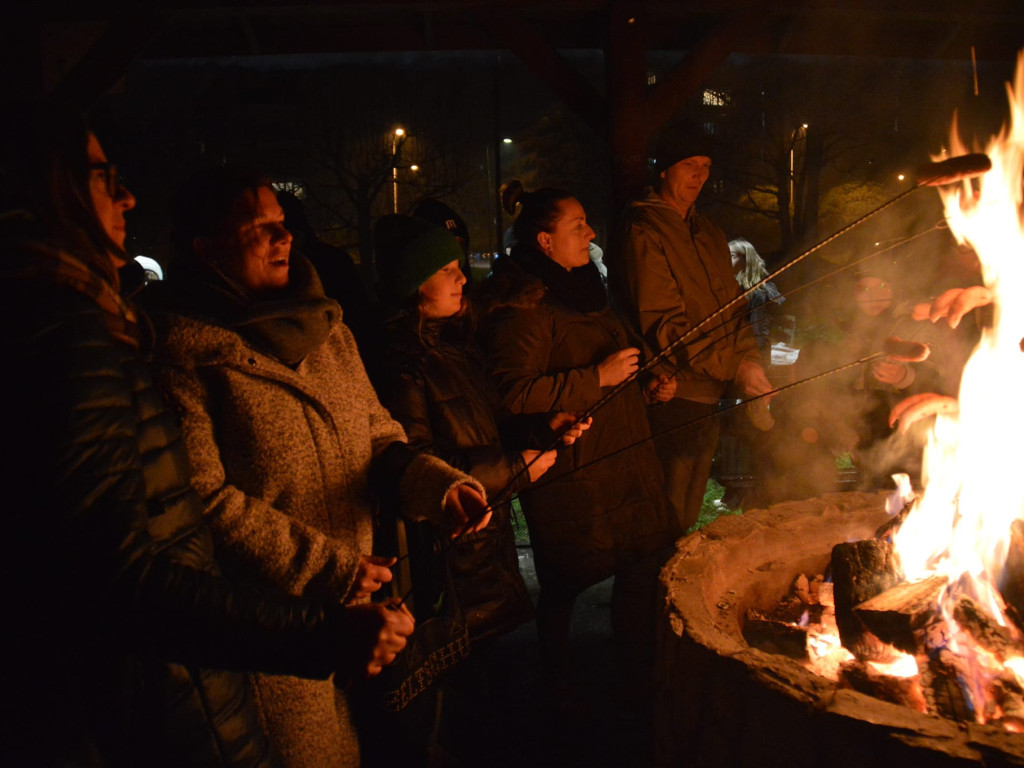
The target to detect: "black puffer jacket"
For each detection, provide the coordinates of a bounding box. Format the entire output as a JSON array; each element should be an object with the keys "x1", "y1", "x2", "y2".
[
  {"x1": 376, "y1": 313, "x2": 534, "y2": 640},
  {"x1": 477, "y1": 249, "x2": 681, "y2": 592},
  {"x1": 0, "y1": 235, "x2": 352, "y2": 767}
]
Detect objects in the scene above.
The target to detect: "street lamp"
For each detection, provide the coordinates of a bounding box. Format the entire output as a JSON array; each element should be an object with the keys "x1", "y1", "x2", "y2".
[
  {"x1": 788, "y1": 123, "x2": 808, "y2": 210},
  {"x1": 392, "y1": 127, "x2": 405, "y2": 213}
]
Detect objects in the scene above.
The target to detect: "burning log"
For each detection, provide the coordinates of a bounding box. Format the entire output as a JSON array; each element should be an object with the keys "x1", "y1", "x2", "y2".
[
  {"x1": 921, "y1": 648, "x2": 974, "y2": 722},
  {"x1": 743, "y1": 573, "x2": 825, "y2": 660},
  {"x1": 991, "y1": 673, "x2": 1024, "y2": 729},
  {"x1": 743, "y1": 612, "x2": 810, "y2": 659},
  {"x1": 1001, "y1": 519, "x2": 1024, "y2": 632},
  {"x1": 839, "y1": 658, "x2": 928, "y2": 712},
  {"x1": 831, "y1": 539, "x2": 902, "y2": 659},
  {"x1": 874, "y1": 506, "x2": 911, "y2": 541},
  {"x1": 853, "y1": 575, "x2": 946, "y2": 654},
  {"x1": 952, "y1": 595, "x2": 1023, "y2": 661}
]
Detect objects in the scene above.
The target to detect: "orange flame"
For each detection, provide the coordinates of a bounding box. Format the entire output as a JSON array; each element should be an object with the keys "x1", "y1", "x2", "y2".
[{"x1": 890, "y1": 51, "x2": 1024, "y2": 723}]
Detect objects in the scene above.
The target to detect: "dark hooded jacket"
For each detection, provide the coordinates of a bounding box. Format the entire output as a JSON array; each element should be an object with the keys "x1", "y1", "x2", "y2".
[
  {"x1": 376, "y1": 311, "x2": 535, "y2": 641},
  {"x1": 475, "y1": 247, "x2": 680, "y2": 591},
  {"x1": 0, "y1": 217, "x2": 353, "y2": 767},
  {"x1": 611, "y1": 188, "x2": 762, "y2": 404}
]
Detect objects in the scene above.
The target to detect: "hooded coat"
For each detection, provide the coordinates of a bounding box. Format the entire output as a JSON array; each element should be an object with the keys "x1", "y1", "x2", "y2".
[
  {"x1": 611, "y1": 188, "x2": 761, "y2": 403},
  {"x1": 376, "y1": 312, "x2": 535, "y2": 641},
  {"x1": 0, "y1": 221, "x2": 359, "y2": 768},
  {"x1": 476, "y1": 249, "x2": 679, "y2": 592},
  {"x1": 148, "y1": 257, "x2": 482, "y2": 768}
]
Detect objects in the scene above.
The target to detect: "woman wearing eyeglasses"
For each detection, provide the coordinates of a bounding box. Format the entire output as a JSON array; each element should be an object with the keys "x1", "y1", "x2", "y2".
[{"x1": 0, "y1": 103, "x2": 416, "y2": 767}]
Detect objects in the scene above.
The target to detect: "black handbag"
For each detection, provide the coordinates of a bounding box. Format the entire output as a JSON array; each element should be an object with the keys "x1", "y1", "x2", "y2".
[{"x1": 366, "y1": 525, "x2": 470, "y2": 713}]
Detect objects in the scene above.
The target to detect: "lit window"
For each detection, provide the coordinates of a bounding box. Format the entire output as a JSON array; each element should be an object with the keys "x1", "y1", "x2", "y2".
[
  {"x1": 272, "y1": 181, "x2": 305, "y2": 198},
  {"x1": 702, "y1": 89, "x2": 731, "y2": 108}
]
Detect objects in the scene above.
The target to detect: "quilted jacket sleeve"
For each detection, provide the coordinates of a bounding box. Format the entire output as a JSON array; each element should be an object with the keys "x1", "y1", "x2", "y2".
[
  {"x1": 485, "y1": 304, "x2": 604, "y2": 415},
  {"x1": 6, "y1": 287, "x2": 349, "y2": 680},
  {"x1": 380, "y1": 364, "x2": 530, "y2": 499}
]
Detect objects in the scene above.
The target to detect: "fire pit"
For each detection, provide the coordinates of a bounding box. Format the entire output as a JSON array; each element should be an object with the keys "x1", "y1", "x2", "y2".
[{"x1": 654, "y1": 492, "x2": 1024, "y2": 767}]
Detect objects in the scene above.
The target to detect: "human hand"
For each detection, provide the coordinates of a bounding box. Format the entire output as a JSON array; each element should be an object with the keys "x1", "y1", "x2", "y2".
[
  {"x1": 871, "y1": 359, "x2": 912, "y2": 387},
  {"x1": 746, "y1": 398, "x2": 774, "y2": 431},
  {"x1": 342, "y1": 599, "x2": 415, "y2": 679},
  {"x1": 643, "y1": 374, "x2": 677, "y2": 404},
  {"x1": 598, "y1": 347, "x2": 640, "y2": 388},
  {"x1": 348, "y1": 555, "x2": 396, "y2": 601},
  {"x1": 548, "y1": 412, "x2": 592, "y2": 446},
  {"x1": 912, "y1": 286, "x2": 993, "y2": 329},
  {"x1": 521, "y1": 449, "x2": 558, "y2": 482},
  {"x1": 444, "y1": 483, "x2": 492, "y2": 538},
  {"x1": 735, "y1": 360, "x2": 773, "y2": 399}
]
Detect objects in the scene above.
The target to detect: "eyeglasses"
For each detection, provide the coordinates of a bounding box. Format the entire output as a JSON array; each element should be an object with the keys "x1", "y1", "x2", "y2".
[{"x1": 88, "y1": 161, "x2": 124, "y2": 197}]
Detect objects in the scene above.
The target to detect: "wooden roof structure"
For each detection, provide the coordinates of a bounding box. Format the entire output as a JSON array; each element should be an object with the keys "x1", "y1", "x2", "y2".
[{"x1": 7, "y1": 1, "x2": 1024, "y2": 201}]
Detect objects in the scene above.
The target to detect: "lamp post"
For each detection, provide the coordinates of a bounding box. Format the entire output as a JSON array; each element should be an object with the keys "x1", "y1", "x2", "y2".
[
  {"x1": 788, "y1": 123, "x2": 808, "y2": 209},
  {"x1": 392, "y1": 127, "x2": 405, "y2": 213}
]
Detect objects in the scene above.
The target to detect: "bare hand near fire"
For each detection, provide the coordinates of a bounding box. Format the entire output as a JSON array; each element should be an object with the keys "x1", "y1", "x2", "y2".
[
  {"x1": 548, "y1": 412, "x2": 592, "y2": 446},
  {"x1": 444, "y1": 483, "x2": 491, "y2": 538},
  {"x1": 349, "y1": 555, "x2": 397, "y2": 601},
  {"x1": 521, "y1": 449, "x2": 557, "y2": 483},
  {"x1": 735, "y1": 360, "x2": 773, "y2": 399},
  {"x1": 888, "y1": 393, "x2": 959, "y2": 434},
  {"x1": 342, "y1": 599, "x2": 415, "y2": 679},
  {"x1": 644, "y1": 374, "x2": 677, "y2": 404},
  {"x1": 912, "y1": 286, "x2": 993, "y2": 329},
  {"x1": 598, "y1": 347, "x2": 640, "y2": 387}
]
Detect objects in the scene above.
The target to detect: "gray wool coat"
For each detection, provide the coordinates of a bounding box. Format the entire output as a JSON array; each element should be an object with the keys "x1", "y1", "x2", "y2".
[{"x1": 152, "y1": 309, "x2": 481, "y2": 768}]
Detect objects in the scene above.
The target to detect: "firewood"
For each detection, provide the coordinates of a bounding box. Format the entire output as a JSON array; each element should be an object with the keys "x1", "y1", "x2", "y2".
[
  {"x1": 831, "y1": 539, "x2": 903, "y2": 659},
  {"x1": 921, "y1": 648, "x2": 974, "y2": 721},
  {"x1": 875, "y1": 504, "x2": 912, "y2": 541},
  {"x1": 743, "y1": 611, "x2": 809, "y2": 659},
  {"x1": 840, "y1": 658, "x2": 928, "y2": 712},
  {"x1": 991, "y1": 672, "x2": 1024, "y2": 728},
  {"x1": 953, "y1": 595, "x2": 1023, "y2": 660},
  {"x1": 1001, "y1": 519, "x2": 1024, "y2": 632},
  {"x1": 793, "y1": 573, "x2": 811, "y2": 604},
  {"x1": 815, "y1": 578, "x2": 834, "y2": 609},
  {"x1": 853, "y1": 575, "x2": 947, "y2": 653}
]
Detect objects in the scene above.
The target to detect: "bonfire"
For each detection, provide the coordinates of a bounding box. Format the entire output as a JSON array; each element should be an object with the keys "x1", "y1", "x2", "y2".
[{"x1": 748, "y1": 51, "x2": 1024, "y2": 729}]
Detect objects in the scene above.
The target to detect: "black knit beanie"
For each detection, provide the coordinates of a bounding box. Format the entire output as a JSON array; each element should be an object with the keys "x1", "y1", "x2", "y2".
[{"x1": 654, "y1": 119, "x2": 716, "y2": 172}]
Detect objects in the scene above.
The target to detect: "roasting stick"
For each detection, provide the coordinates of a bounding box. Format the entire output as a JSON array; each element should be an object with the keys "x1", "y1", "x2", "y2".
[
  {"x1": 388, "y1": 338, "x2": 925, "y2": 605},
  {"x1": 485, "y1": 154, "x2": 991, "y2": 510},
  {"x1": 520, "y1": 343, "x2": 931, "y2": 499},
  {"x1": 389, "y1": 157, "x2": 988, "y2": 602}
]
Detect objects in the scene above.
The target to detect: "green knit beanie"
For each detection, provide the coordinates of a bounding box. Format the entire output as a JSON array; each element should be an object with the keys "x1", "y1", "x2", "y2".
[{"x1": 375, "y1": 214, "x2": 466, "y2": 303}]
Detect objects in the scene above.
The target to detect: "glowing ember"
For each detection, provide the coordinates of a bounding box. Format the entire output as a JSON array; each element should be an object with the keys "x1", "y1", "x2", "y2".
[
  {"x1": 888, "y1": 51, "x2": 1024, "y2": 724},
  {"x1": 867, "y1": 651, "x2": 919, "y2": 679}
]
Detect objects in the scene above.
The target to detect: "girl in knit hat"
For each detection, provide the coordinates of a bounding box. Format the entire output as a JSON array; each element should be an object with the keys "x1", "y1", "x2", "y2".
[{"x1": 371, "y1": 214, "x2": 589, "y2": 762}]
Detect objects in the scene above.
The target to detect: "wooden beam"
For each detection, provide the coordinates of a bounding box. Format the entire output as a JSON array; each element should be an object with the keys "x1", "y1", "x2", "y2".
[
  {"x1": 48, "y1": 11, "x2": 165, "y2": 111},
  {"x1": 465, "y1": 5, "x2": 606, "y2": 138},
  {"x1": 646, "y1": 4, "x2": 770, "y2": 133},
  {"x1": 606, "y1": 0, "x2": 650, "y2": 207}
]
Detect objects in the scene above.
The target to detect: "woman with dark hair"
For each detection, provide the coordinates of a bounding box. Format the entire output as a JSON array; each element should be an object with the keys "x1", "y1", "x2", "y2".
[
  {"x1": 476, "y1": 182, "x2": 680, "y2": 688},
  {"x1": 146, "y1": 166, "x2": 491, "y2": 767},
  {"x1": 0, "y1": 104, "x2": 414, "y2": 766}
]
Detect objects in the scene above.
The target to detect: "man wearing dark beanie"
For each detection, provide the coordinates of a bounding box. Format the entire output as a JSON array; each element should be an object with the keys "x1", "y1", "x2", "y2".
[{"x1": 609, "y1": 119, "x2": 773, "y2": 532}]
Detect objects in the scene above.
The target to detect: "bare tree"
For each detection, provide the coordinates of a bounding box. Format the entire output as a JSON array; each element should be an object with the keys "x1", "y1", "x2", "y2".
[{"x1": 292, "y1": 64, "x2": 484, "y2": 292}]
